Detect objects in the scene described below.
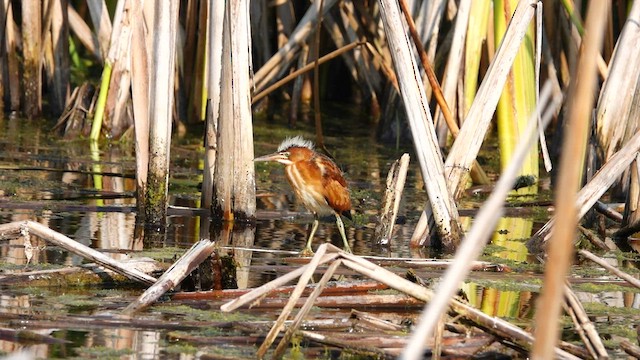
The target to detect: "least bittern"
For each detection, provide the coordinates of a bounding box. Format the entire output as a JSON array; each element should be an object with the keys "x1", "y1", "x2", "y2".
[{"x1": 254, "y1": 136, "x2": 353, "y2": 255}]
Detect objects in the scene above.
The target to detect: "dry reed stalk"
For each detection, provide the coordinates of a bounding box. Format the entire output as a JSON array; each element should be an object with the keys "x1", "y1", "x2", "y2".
[
  {"x1": 579, "y1": 249, "x2": 640, "y2": 289},
  {"x1": 181, "y1": 0, "x2": 208, "y2": 123},
  {"x1": 563, "y1": 285, "x2": 608, "y2": 358},
  {"x1": 351, "y1": 310, "x2": 405, "y2": 331},
  {"x1": 213, "y1": 6, "x2": 234, "y2": 221},
  {"x1": 230, "y1": 0, "x2": 256, "y2": 219},
  {"x1": 237, "y1": 293, "x2": 422, "y2": 310},
  {"x1": 183, "y1": 0, "x2": 200, "y2": 94},
  {"x1": 0, "y1": 221, "x2": 157, "y2": 285},
  {"x1": 374, "y1": 154, "x2": 410, "y2": 245},
  {"x1": 200, "y1": 0, "x2": 225, "y2": 220},
  {"x1": 4, "y1": 0, "x2": 20, "y2": 111},
  {"x1": 535, "y1": 4, "x2": 552, "y2": 173},
  {"x1": 46, "y1": 0, "x2": 70, "y2": 116},
  {"x1": 123, "y1": 239, "x2": 216, "y2": 315},
  {"x1": 21, "y1": 0, "x2": 42, "y2": 118},
  {"x1": 0, "y1": 0, "x2": 7, "y2": 113},
  {"x1": 299, "y1": 331, "x2": 392, "y2": 357},
  {"x1": 432, "y1": 0, "x2": 469, "y2": 135},
  {"x1": 212, "y1": 0, "x2": 256, "y2": 220},
  {"x1": 531, "y1": 2, "x2": 609, "y2": 358},
  {"x1": 596, "y1": 0, "x2": 640, "y2": 160},
  {"x1": 145, "y1": 0, "x2": 180, "y2": 228},
  {"x1": 577, "y1": 225, "x2": 609, "y2": 250},
  {"x1": 289, "y1": 43, "x2": 309, "y2": 126},
  {"x1": 415, "y1": 0, "x2": 446, "y2": 78},
  {"x1": 253, "y1": 0, "x2": 338, "y2": 92},
  {"x1": 131, "y1": 0, "x2": 150, "y2": 215},
  {"x1": 402, "y1": 82, "x2": 558, "y2": 360},
  {"x1": 67, "y1": 4, "x2": 101, "y2": 61},
  {"x1": 379, "y1": 0, "x2": 462, "y2": 251},
  {"x1": 87, "y1": 0, "x2": 112, "y2": 61},
  {"x1": 560, "y1": 0, "x2": 608, "y2": 79}
]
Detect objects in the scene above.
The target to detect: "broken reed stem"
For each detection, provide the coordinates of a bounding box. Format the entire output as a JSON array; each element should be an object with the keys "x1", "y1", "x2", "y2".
[
  {"x1": 578, "y1": 249, "x2": 640, "y2": 289},
  {"x1": 123, "y1": 239, "x2": 216, "y2": 315},
  {"x1": 272, "y1": 259, "x2": 343, "y2": 358},
  {"x1": 577, "y1": 226, "x2": 610, "y2": 251},
  {"x1": 0, "y1": 221, "x2": 156, "y2": 285},
  {"x1": 374, "y1": 153, "x2": 410, "y2": 244},
  {"x1": 531, "y1": 2, "x2": 609, "y2": 358}
]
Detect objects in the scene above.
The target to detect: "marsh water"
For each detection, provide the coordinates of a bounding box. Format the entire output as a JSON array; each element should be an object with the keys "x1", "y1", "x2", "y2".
[{"x1": 1, "y1": 106, "x2": 640, "y2": 359}]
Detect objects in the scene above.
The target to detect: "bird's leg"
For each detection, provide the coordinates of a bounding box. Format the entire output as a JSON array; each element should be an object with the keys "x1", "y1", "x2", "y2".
[
  {"x1": 302, "y1": 217, "x2": 320, "y2": 256},
  {"x1": 335, "y1": 215, "x2": 352, "y2": 253}
]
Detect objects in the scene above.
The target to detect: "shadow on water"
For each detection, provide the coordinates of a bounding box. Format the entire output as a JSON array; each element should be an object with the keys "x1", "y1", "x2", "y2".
[{"x1": 1, "y1": 108, "x2": 640, "y2": 358}]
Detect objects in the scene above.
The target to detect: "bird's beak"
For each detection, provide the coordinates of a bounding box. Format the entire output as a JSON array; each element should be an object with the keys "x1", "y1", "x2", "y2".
[{"x1": 253, "y1": 152, "x2": 284, "y2": 162}]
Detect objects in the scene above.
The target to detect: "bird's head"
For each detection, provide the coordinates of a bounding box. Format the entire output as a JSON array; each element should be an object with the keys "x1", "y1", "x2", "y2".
[{"x1": 254, "y1": 136, "x2": 315, "y2": 165}]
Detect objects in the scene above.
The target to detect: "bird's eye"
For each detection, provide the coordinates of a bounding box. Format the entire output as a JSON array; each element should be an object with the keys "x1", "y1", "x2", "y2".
[{"x1": 281, "y1": 151, "x2": 290, "y2": 157}]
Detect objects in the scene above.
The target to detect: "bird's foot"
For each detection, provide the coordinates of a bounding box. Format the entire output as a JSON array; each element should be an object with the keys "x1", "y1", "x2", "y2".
[{"x1": 300, "y1": 247, "x2": 315, "y2": 257}]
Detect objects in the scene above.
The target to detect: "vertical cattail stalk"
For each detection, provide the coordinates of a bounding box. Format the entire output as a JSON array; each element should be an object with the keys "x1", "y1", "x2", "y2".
[
  {"x1": 131, "y1": 0, "x2": 150, "y2": 217},
  {"x1": 200, "y1": 0, "x2": 225, "y2": 223},
  {"x1": 46, "y1": 0, "x2": 70, "y2": 116},
  {"x1": 21, "y1": 0, "x2": 42, "y2": 118},
  {"x1": 145, "y1": 0, "x2": 180, "y2": 229},
  {"x1": 3, "y1": 0, "x2": 21, "y2": 111},
  {"x1": 212, "y1": 0, "x2": 256, "y2": 221}
]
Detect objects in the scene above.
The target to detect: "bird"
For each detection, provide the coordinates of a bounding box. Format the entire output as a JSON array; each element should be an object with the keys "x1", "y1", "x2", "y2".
[{"x1": 254, "y1": 136, "x2": 353, "y2": 255}]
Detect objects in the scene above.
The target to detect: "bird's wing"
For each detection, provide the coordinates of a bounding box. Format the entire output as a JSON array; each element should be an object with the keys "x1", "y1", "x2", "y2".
[{"x1": 324, "y1": 178, "x2": 351, "y2": 213}]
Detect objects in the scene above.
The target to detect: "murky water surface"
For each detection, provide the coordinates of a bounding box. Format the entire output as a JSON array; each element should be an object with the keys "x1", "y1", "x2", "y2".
[{"x1": 1, "y1": 108, "x2": 640, "y2": 358}]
